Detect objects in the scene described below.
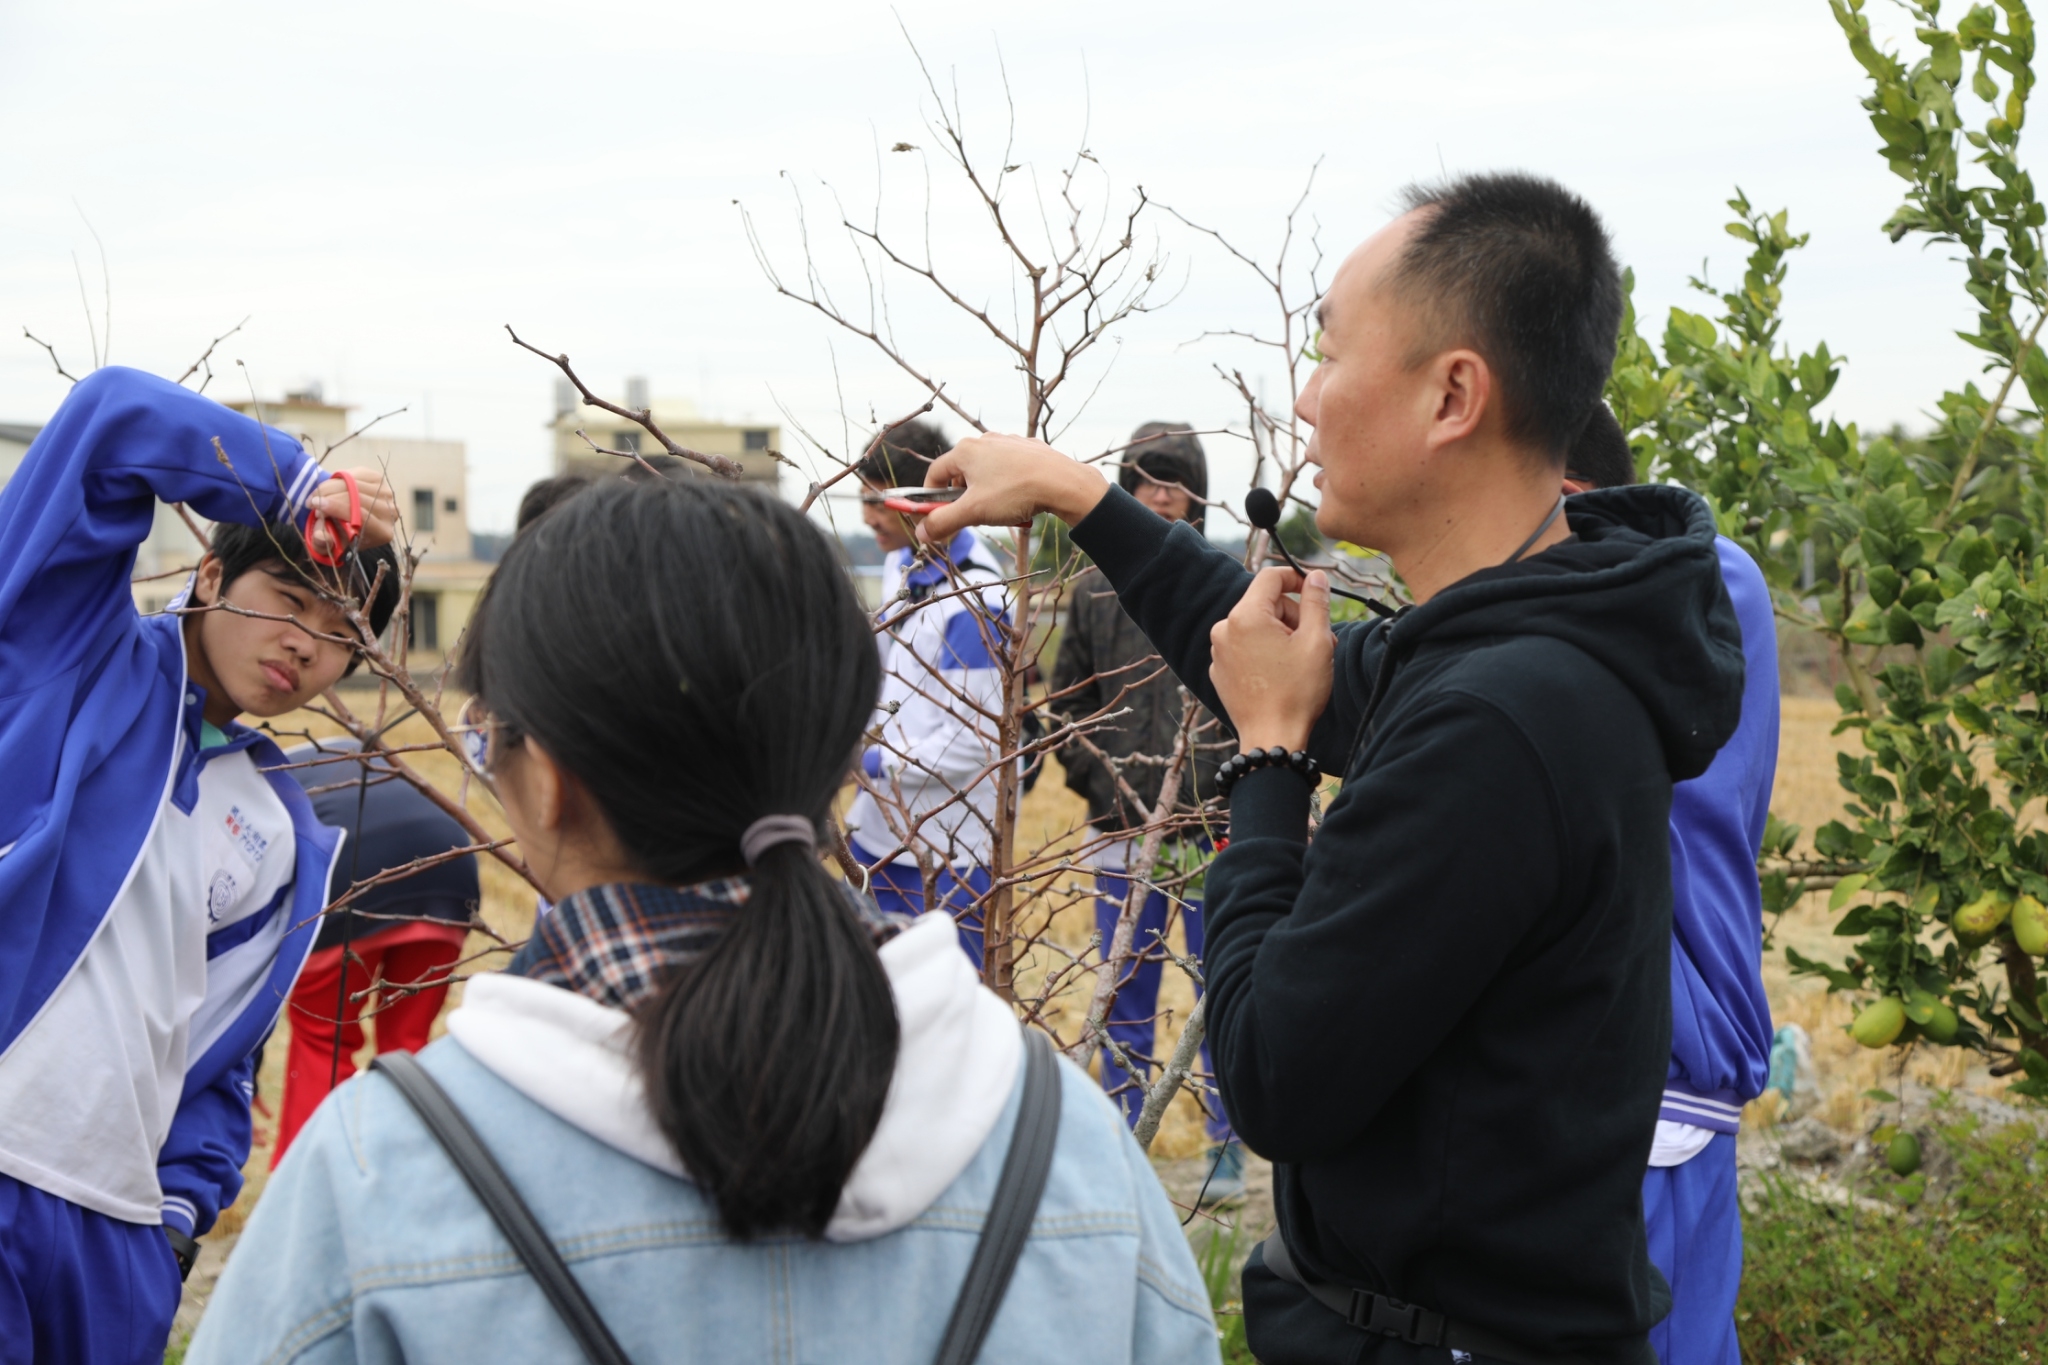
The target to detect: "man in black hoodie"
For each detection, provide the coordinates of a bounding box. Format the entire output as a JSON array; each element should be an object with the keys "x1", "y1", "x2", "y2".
[{"x1": 919, "y1": 173, "x2": 1745, "y2": 1364}]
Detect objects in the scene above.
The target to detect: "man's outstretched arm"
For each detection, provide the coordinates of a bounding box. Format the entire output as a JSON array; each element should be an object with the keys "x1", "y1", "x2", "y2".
[{"x1": 920, "y1": 434, "x2": 1371, "y2": 766}]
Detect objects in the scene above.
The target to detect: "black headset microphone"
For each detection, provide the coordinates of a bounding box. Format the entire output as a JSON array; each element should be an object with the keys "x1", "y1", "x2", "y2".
[{"x1": 1243, "y1": 488, "x2": 1397, "y2": 619}]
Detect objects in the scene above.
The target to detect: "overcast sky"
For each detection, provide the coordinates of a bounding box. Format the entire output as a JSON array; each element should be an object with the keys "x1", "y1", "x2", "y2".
[{"x1": 0, "y1": 1, "x2": 2000, "y2": 534}]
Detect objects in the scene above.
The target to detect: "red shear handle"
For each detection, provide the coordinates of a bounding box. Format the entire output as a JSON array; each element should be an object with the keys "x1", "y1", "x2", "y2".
[{"x1": 304, "y1": 470, "x2": 362, "y2": 567}]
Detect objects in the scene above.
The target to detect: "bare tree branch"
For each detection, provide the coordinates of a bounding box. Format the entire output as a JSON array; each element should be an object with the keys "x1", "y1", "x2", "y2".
[
  {"x1": 23, "y1": 327, "x2": 79, "y2": 384},
  {"x1": 504, "y1": 326, "x2": 746, "y2": 479},
  {"x1": 175, "y1": 316, "x2": 249, "y2": 389}
]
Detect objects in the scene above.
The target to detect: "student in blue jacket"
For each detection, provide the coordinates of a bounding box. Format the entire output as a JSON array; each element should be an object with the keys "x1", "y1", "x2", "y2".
[
  {"x1": 1566, "y1": 403, "x2": 1777, "y2": 1365},
  {"x1": 0, "y1": 367, "x2": 399, "y2": 1365}
]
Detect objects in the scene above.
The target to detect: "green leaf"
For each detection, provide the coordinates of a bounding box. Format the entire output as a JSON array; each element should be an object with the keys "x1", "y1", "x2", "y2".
[
  {"x1": 1786, "y1": 945, "x2": 1865, "y2": 992},
  {"x1": 1924, "y1": 30, "x2": 1964, "y2": 84},
  {"x1": 1831, "y1": 873, "x2": 1872, "y2": 910},
  {"x1": 1886, "y1": 603, "x2": 1926, "y2": 646},
  {"x1": 1671, "y1": 309, "x2": 1719, "y2": 349},
  {"x1": 1864, "y1": 1088, "x2": 1899, "y2": 1103}
]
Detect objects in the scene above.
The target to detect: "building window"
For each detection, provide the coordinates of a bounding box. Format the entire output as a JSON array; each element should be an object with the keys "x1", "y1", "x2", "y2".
[
  {"x1": 443, "y1": 496, "x2": 458, "y2": 513},
  {"x1": 744, "y1": 429, "x2": 770, "y2": 451},
  {"x1": 412, "y1": 488, "x2": 436, "y2": 533},
  {"x1": 408, "y1": 593, "x2": 440, "y2": 651}
]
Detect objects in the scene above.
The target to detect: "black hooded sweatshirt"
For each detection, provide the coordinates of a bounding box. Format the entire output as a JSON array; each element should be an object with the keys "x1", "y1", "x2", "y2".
[{"x1": 1069, "y1": 482, "x2": 1745, "y2": 1365}]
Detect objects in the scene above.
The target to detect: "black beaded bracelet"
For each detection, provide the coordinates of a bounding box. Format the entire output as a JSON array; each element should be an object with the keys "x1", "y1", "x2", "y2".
[{"x1": 1214, "y1": 746, "x2": 1320, "y2": 799}]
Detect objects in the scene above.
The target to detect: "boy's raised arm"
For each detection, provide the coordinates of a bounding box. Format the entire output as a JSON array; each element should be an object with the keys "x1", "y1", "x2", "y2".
[{"x1": 0, "y1": 366, "x2": 328, "y2": 686}]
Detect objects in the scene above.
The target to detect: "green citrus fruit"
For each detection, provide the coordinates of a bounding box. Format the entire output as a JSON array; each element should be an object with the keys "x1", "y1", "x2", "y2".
[
  {"x1": 1851, "y1": 997, "x2": 1907, "y2": 1048},
  {"x1": 1955, "y1": 890, "x2": 2012, "y2": 938},
  {"x1": 2014, "y1": 895, "x2": 2048, "y2": 956},
  {"x1": 1888, "y1": 1131, "x2": 1923, "y2": 1176},
  {"x1": 1920, "y1": 1001, "x2": 1960, "y2": 1043}
]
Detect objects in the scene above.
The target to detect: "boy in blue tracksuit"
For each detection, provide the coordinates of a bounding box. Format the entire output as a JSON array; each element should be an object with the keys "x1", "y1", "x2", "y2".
[
  {"x1": 843, "y1": 419, "x2": 1010, "y2": 968},
  {"x1": 0, "y1": 367, "x2": 398, "y2": 1364},
  {"x1": 1569, "y1": 404, "x2": 1776, "y2": 1363}
]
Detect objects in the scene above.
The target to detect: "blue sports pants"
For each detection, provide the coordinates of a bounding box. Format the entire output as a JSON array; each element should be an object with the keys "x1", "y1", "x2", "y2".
[
  {"x1": 848, "y1": 838, "x2": 992, "y2": 970},
  {"x1": 0, "y1": 1172, "x2": 183, "y2": 1365},
  {"x1": 1642, "y1": 1131, "x2": 1742, "y2": 1365},
  {"x1": 1092, "y1": 869, "x2": 1231, "y2": 1142}
]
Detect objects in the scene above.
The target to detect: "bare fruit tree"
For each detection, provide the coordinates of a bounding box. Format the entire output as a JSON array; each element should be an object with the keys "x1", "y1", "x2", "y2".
[
  {"x1": 739, "y1": 42, "x2": 1376, "y2": 1153},
  {"x1": 741, "y1": 38, "x2": 1173, "y2": 1008}
]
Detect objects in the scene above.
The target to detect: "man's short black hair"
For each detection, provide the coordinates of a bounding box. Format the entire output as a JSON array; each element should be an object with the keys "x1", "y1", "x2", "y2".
[
  {"x1": 207, "y1": 521, "x2": 402, "y2": 672},
  {"x1": 1390, "y1": 173, "x2": 1623, "y2": 463},
  {"x1": 1565, "y1": 402, "x2": 1636, "y2": 490},
  {"x1": 854, "y1": 419, "x2": 949, "y2": 488},
  {"x1": 516, "y1": 473, "x2": 591, "y2": 531}
]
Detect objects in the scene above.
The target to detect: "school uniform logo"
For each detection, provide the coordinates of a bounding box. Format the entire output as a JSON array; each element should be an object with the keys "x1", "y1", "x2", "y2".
[
  {"x1": 208, "y1": 870, "x2": 239, "y2": 923},
  {"x1": 224, "y1": 805, "x2": 271, "y2": 865}
]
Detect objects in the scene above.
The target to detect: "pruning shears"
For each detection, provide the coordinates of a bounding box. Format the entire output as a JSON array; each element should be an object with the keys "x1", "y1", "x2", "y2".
[
  {"x1": 304, "y1": 470, "x2": 361, "y2": 567},
  {"x1": 868, "y1": 485, "x2": 964, "y2": 516}
]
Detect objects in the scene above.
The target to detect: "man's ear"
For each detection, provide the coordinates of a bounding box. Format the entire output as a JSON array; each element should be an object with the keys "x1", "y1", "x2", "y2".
[
  {"x1": 191, "y1": 553, "x2": 225, "y2": 607},
  {"x1": 1426, "y1": 349, "x2": 1493, "y2": 450}
]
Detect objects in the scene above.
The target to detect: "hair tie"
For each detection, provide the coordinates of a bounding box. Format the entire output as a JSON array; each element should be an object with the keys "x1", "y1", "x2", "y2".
[{"x1": 740, "y1": 815, "x2": 816, "y2": 866}]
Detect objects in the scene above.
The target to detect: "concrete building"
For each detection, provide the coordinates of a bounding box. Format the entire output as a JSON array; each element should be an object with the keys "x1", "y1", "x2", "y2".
[{"x1": 549, "y1": 377, "x2": 781, "y2": 489}]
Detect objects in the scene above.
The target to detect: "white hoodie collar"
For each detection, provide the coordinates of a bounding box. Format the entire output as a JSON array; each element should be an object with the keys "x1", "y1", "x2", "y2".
[{"x1": 446, "y1": 911, "x2": 1022, "y2": 1243}]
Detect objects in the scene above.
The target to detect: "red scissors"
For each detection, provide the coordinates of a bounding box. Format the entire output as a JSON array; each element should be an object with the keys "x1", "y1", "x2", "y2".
[
  {"x1": 303, "y1": 470, "x2": 361, "y2": 567},
  {"x1": 872, "y1": 485, "x2": 965, "y2": 516}
]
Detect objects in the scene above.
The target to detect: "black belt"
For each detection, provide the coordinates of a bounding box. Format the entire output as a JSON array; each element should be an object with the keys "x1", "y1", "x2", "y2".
[{"x1": 1256, "y1": 1234, "x2": 1602, "y2": 1365}]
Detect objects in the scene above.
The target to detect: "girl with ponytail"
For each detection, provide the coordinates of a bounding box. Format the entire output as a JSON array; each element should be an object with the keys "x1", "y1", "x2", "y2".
[{"x1": 190, "y1": 477, "x2": 1216, "y2": 1365}]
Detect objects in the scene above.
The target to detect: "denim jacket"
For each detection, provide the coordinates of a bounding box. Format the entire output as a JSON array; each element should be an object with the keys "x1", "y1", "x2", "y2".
[{"x1": 187, "y1": 913, "x2": 1220, "y2": 1364}]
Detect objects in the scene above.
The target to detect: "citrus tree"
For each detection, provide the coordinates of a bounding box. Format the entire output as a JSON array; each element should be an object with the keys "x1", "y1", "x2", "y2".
[{"x1": 1609, "y1": 0, "x2": 2048, "y2": 1093}]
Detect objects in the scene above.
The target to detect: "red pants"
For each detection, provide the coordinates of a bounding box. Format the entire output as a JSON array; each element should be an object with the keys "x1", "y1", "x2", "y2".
[{"x1": 273, "y1": 927, "x2": 464, "y2": 1167}]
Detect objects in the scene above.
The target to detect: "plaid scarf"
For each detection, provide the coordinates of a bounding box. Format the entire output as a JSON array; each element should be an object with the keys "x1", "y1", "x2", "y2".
[
  {"x1": 507, "y1": 877, "x2": 911, "y2": 1013},
  {"x1": 509, "y1": 879, "x2": 750, "y2": 1012}
]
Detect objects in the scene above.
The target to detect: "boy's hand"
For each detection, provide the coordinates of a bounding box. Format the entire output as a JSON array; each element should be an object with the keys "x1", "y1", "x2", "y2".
[
  {"x1": 917, "y1": 434, "x2": 1111, "y2": 542},
  {"x1": 308, "y1": 469, "x2": 399, "y2": 552},
  {"x1": 1211, "y1": 567, "x2": 1334, "y2": 753}
]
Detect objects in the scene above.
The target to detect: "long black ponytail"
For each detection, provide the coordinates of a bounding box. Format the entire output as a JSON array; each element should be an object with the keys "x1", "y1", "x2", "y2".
[{"x1": 455, "y1": 477, "x2": 893, "y2": 1239}]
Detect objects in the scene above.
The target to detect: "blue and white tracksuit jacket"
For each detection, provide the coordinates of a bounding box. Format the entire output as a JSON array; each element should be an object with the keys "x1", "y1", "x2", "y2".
[
  {"x1": 1658, "y1": 537, "x2": 1778, "y2": 1139},
  {"x1": 844, "y1": 529, "x2": 1010, "y2": 870},
  {"x1": 0, "y1": 367, "x2": 339, "y2": 1243},
  {"x1": 1642, "y1": 537, "x2": 1777, "y2": 1363}
]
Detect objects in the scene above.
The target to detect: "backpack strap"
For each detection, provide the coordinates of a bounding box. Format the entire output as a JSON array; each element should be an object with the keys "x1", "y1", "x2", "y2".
[
  {"x1": 372, "y1": 1031, "x2": 1062, "y2": 1365},
  {"x1": 933, "y1": 1028, "x2": 1063, "y2": 1365},
  {"x1": 371, "y1": 1052, "x2": 635, "y2": 1365},
  {"x1": 1258, "y1": 1232, "x2": 1601, "y2": 1365}
]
